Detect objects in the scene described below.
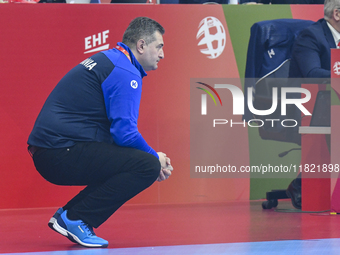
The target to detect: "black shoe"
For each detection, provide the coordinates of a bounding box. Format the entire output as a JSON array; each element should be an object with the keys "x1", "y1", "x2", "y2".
[{"x1": 286, "y1": 178, "x2": 301, "y2": 209}]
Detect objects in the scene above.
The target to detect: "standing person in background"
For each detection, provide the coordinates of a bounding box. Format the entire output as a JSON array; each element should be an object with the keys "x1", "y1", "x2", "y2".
[{"x1": 27, "y1": 17, "x2": 172, "y2": 248}]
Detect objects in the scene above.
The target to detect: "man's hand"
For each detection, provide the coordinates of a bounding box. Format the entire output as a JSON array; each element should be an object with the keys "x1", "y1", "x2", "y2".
[
  {"x1": 157, "y1": 152, "x2": 167, "y2": 169},
  {"x1": 157, "y1": 152, "x2": 173, "y2": 182}
]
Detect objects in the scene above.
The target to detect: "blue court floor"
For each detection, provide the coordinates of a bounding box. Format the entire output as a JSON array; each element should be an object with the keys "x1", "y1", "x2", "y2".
[
  {"x1": 2, "y1": 238, "x2": 340, "y2": 255},
  {"x1": 2, "y1": 201, "x2": 340, "y2": 255}
]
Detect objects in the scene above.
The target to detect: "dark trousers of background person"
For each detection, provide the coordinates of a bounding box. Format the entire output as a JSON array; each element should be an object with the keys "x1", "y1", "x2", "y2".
[{"x1": 31, "y1": 142, "x2": 160, "y2": 228}]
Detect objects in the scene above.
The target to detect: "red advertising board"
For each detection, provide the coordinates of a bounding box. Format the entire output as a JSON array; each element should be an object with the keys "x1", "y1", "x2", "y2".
[{"x1": 331, "y1": 49, "x2": 340, "y2": 212}]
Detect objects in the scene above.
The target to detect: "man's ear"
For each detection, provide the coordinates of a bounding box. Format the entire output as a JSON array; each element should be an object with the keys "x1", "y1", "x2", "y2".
[
  {"x1": 334, "y1": 9, "x2": 340, "y2": 22},
  {"x1": 136, "y1": 39, "x2": 146, "y2": 54}
]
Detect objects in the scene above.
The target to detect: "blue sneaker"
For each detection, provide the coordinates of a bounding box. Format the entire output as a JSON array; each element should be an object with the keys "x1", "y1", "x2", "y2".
[
  {"x1": 53, "y1": 210, "x2": 108, "y2": 248},
  {"x1": 48, "y1": 208, "x2": 76, "y2": 243},
  {"x1": 48, "y1": 208, "x2": 64, "y2": 233}
]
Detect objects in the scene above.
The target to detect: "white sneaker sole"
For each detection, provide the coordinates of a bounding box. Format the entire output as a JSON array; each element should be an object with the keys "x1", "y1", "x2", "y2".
[{"x1": 49, "y1": 217, "x2": 68, "y2": 236}]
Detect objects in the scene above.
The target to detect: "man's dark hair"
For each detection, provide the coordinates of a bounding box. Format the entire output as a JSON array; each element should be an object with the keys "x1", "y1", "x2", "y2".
[{"x1": 122, "y1": 17, "x2": 165, "y2": 48}]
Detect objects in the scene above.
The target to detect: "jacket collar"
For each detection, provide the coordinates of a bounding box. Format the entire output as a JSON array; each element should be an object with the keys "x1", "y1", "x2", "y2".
[
  {"x1": 117, "y1": 42, "x2": 147, "y2": 78},
  {"x1": 320, "y1": 18, "x2": 337, "y2": 49}
]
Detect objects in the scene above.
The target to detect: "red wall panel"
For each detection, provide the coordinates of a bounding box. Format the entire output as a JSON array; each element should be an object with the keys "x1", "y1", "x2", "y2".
[{"x1": 0, "y1": 4, "x2": 247, "y2": 209}]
